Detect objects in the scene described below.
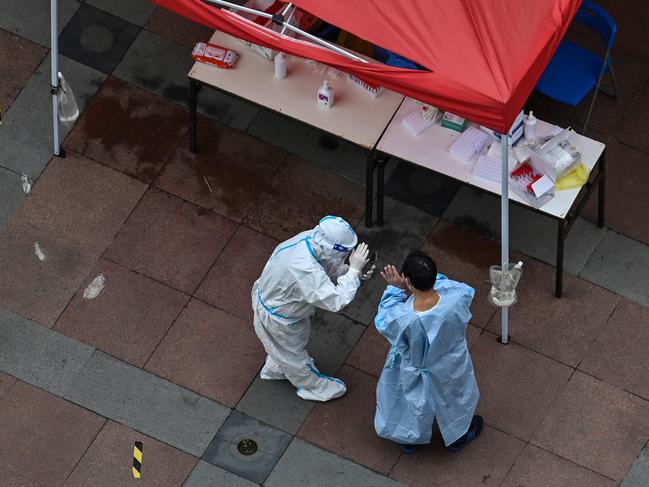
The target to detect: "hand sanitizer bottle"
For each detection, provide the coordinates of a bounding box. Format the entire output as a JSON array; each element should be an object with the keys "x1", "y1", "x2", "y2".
[
  {"x1": 274, "y1": 52, "x2": 287, "y2": 80},
  {"x1": 318, "y1": 80, "x2": 334, "y2": 108},
  {"x1": 524, "y1": 111, "x2": 537, "y2": 141}
]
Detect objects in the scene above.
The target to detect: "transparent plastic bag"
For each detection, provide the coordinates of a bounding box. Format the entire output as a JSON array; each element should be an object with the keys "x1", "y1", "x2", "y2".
[
  {"x1": 57, "y1": 72, "x2": 79, "y2": 124},
  {"x1": 488, "y1": 262, "x2": 523, "y2": 307}
]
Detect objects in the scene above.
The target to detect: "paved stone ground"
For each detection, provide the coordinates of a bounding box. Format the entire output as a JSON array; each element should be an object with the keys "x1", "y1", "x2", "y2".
[{"x1": 1, "y1": 1, "x2": 649, "y2": 485}]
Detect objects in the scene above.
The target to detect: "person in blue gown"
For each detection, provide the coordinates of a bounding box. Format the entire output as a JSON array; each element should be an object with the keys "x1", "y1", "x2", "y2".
[{"x1": 374, "y1": 251, "x2": 483, "y2": 453}]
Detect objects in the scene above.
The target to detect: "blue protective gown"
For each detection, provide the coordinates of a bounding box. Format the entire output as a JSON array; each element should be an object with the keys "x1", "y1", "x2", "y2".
[{"x1": 374, "y1": 275, "x2": 479, "y2": 446}]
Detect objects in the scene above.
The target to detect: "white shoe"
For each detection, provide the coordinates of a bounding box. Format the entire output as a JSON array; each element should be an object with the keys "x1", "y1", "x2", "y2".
[
  {"x1": 296, "y1": 377, "x2": 347, "y2": 402},
  {"x1": 260, "y1": 364, "x2": 286, "y2": 380}
]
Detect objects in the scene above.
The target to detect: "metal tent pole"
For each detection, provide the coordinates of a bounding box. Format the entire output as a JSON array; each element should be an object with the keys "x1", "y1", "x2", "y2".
[
  {"x1": 202, "y1": 0, "x2": 367, "y2": 63},
  {"x1": 500, "y1": 135, "x2": 510, "y2": 344},
  {"x1": 51, "y1": 0, "x2": 61, "y2": 156}
]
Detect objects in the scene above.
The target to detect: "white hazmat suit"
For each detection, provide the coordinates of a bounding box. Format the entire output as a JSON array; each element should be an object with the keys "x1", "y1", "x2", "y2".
[{"x1": 252, "y1": 216, "x2": 367, "y2": 402}]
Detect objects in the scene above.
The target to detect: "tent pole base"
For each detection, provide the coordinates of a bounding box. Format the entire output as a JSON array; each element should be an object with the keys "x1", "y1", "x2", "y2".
[{"x1": 497, "y1": 334, "x2": 511, "y2": 345}]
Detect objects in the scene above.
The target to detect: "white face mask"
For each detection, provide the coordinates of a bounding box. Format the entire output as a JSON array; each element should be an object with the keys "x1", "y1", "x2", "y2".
[{"x1": 320, "y1": 252, "x2": 348, "y2": 280}]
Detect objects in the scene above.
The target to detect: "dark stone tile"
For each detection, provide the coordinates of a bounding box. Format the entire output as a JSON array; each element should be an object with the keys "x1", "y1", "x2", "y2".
[
  {"x1": 183, "y1": 461, "x2": 258, "y2": 487},
  {"x1": 0, "y1": 466, "x2": 39, "y2": 487},
  {"x1": 501, "y1": 444, "x2": 616, "y2": 487},
  {"x1": 59, "y1": 3, "x2": 141, "y2": 74},
  {"x1": 533, "y1": 371, "x2": 649, "y2": 481},
  {"x1": 65, "y1": 421, "x2": 197, "y2": 486},
  {"x1": 87, "y1": 0, "x2": 155, "y2": 26},
  {"x1": 623, "y1": 444, "x2": 649, "y2": 487},
  {"x1": 245, "y1": 155, "x2": 365, "y2": 241},
  {"x1": 145, "y1": 299, "x2": 265, "y2": 407},
  {"x1": 486, "y1": 258, "x2": 620, "y2": 367},
  {"x1": 196, "y1": 226, "x2": 278, "y2": 322},
  {"x1": 103, "y1": 188, "x2": 237, "y2": 293},
  {"x1": 55, "y1": 258, "x2": 189, "y2": 367},
  {"x1": 0, "y1": 381, "x2": 105, "y2": 486},
  {"x1": 472, "y1": 331, "x2": 573, "y2": 441},
  {"x1": 13, "y1": 153, "x2": 146, "y2": 253},
  {"x1": 64, "y1": 351, "x2": 230, "y2": 457},
  {"x1": 298, "y1": 365, "x2": 400, "y2": 475},
  {"x1": 384, "y1": 162, "x2": 462, "y2": 217},
  {"x1": 202, "y1": 411, "x2": 292, "y2": 485},
  {"x1": 0, "y1": 29, "x2": 47, "y2": 111},
  {"x1": 155, "y1": 115, "x2": 286, "y2": 222},
  {"x1": 0, "y1": 167, "x2": 25, "y2": 229},
  {"x1": 0, "y1": 0, "x2": 80, "y2": 47},
  {"x1": 0, "y1": 221, "x2": 97, "y2": 326},
  {"x1": 65, "y1": 77, "x2": 188, "y2": 183},
  {"x1": 580, "y1": 300, "x2": 649, "y2": 401},
  {"x1": 592, "y1": 1, "x2": 649, "y2": 64},
  {"x1": 616, "y1": 85, "x2": 649, "y2": 154},
  {"x1": 390, "y1": 425, "x2": 526, "y2": 487},
  {"x1": 145, "y1": 7, "x2": 214, "y2": 48}
]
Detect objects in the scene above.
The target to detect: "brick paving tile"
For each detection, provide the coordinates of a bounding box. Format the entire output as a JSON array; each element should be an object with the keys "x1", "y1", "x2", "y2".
[
  {"x1": 472, "y1": 331, "x2": 573, "y2": 441},
  {"x1": 54, "y1": 258, "x2": 188, "y2": 367},
  {"x1": 594, "y1": 0, "x2": 649, "y2": 65},
  {"x1": 0, "y1": 29, "x2": 47, "y2": 111},
  {"x1": 579, "y1": 299, "x2": 649, "y2": 400},
  {"x1": 103, "y1": 188, "x2": 237, "y2": 293},
  {"x1": 421, "y1": 221, "x2": 504, "y2": 328},
  {"x1": 0, "y1": 221, "x2": 96, "y2": 327},
  {"x1": 532, "y1": 371, "x2": 649, "y2": 481},
  {"x1": 245, "y1": 155, "x2": 365, "y2": 241},
  {"x1": 13, "y1": 153, "x2": 146, "y2": 253},
  {"x1": 0, "y1": 371, "x2": 17, "y2": 400},
  {"x1": 616, "y1": 87, "x2": 649, "y2": 154},
  {"x1": 584, "y1": 140, "x2": 649, "y2": 245},
  {"x1": 65, "y1": 77, "x2": 188, "y2": 183},
  {"x1": 155, "y1": 115, "x2": 286, "y2": 222},
  {"x1": 501, "y1": 444, "x2": 616, "y2": 487},
  {"x1": 297, "y1": 365, "x2": 401, "y2": 475},
  {"x1": 390, "y1": 424, "x2": 525, "y2": 487},
  {"x1": 146, "y1": 299, "x2": 265, "y2": 407},
  {"x1": 0, "y1": 466, "x2": 40, "y2": 487},
  {"x1": 0, "y1": 381, "x2": 105, "y2": 486},
  {"x1": 196, "y1": 225, "x2": 277, "y2": 322},
  {"x1": 145, "y1": 7, "x2": 213, "y2": 48},
  {"x1": 486, "y1": 258, "x2": 621, "y2": 366},
  {"x1": 65, "y1": 420, "x2": 197, "y2": 486}
]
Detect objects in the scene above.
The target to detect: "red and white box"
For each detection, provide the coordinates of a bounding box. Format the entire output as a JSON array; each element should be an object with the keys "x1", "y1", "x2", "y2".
[{"x1": 192, "y1": 41, "x2": 239, "y2": 69}]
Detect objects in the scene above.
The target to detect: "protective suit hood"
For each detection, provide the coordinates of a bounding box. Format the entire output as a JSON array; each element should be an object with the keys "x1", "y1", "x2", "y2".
[{"x1": 310, "y1": 216, "x2": 358, "y2": 280}]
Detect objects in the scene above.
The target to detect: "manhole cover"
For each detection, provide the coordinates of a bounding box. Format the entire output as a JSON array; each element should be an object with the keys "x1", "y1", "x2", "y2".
[
  {"x1": 237, "y1": 438, "x2": 258, "y2": 456},
  {"x1": 80, "y1": 25, "x2": 114, "y2": 53}
]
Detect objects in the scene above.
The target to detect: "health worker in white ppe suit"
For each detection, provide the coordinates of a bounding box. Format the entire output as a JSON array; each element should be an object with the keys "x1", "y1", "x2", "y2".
[{"x1": 252, "y1": 216, "x2": 373, "y2": 402}]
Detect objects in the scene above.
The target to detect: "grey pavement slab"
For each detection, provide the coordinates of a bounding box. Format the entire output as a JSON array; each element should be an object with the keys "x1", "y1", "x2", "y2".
[
  {"x1": 203, "y1": 410, "x2": 292, "y2": 484},
  {"x1": 0, "y1": 167, "x2": 25, "y2": 228},
  {"x1": 0, "y1": 308, "x2": 94, "y2": 396},
  {"x1": 236, "y1": 310, "x2": 364, "y2": 434},
  {"x1": 114, "y1": 30, "x2": 259, "y2": 131},
  {"x1": 581, "y1": 231, "x2": 649, "y2": 307},
  {"x1": 443, "y1": 186, "x2": 606, "y2": 274},
  {"x1": 64, "y1": 351, "x2": 230, "y2": 457},
  {"x1": 343, "y1": 197, "x2": 437, "y2": 325},
  {"x1": 0, "y1": 0, "x2": 80, "y2": 47},
  {"x1": 59, "y1": 3, "x2": 142, "y2": 74},
  {"x1": 183, "y1": 460, "x2": 258, "y2": 487},
  {"x1": 265, "y1": 438, "x2": 406, "y2": 487},
  {"x1": 0, "y1": 53, "x2": 106, "y2": 178},
  {"x1": 245, "y1": 108, "x2": 375, "y2": 185},
  {"x1": 87, "y1": 0, "x2": 155, "y2": 26},
  {"x1": 622, "y1": 444, "x2": 649, "y2": 487}
]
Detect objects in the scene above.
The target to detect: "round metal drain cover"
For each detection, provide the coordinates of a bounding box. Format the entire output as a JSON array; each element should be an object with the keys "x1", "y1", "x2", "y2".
[
  {"x1": 80, "y1": 25, "x2": 114, "y2": 52},
  {"x1": 237, "y1": 438, "x2": 258, "y2": 456}
]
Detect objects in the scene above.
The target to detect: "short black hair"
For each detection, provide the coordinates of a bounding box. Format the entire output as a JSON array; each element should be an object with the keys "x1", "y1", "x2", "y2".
[{"x1": 401, "y1": 251, "x2": 437, "y2": 291}]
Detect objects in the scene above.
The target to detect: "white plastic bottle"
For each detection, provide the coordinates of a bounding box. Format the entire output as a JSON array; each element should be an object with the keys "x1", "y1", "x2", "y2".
[
  {"x1": 318, "y1": 80, "x2": 334, "y2": 108},
  {"x1": 524, "y1": 111, "x2": 537, "y2": 141},
  {"x1": 274, "y1": 52, "x2": 287, "y2": 80}
]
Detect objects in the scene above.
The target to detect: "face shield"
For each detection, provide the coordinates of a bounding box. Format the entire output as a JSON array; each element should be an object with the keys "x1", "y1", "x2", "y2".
[{"x1": 310, "y1": 216, "x2": 358, "y2": 280}]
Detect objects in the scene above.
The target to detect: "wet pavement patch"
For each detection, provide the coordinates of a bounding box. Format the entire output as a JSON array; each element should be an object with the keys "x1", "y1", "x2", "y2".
[
  {"x1": 202, "y1": 410, "x2": 293, "y2": 484},
  {"x1": 59, "y1": 3, "x2": 140, "y2": 74}
]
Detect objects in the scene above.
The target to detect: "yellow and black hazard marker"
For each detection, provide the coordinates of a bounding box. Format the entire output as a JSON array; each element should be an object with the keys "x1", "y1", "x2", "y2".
[{"x1": 132, "y1": 441, "x2": 143, "y2": 479}]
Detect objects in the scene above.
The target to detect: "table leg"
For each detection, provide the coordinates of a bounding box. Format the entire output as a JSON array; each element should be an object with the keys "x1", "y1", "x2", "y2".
[
  {"x1": 598, "y1": 151, "x2": 606, "y2": 229},
  {"x1": 189, "y1": 79, "x2": 198, "y2": 153},
  {"x1": 365, "y1": 151, "x2": 375, "y2": 228},
  {"x1": 556, "y1": 220, "x2": 565, "y2": 298},
  {"x1": 377, "y1": 154, "x2": 386, "y2": 227}
]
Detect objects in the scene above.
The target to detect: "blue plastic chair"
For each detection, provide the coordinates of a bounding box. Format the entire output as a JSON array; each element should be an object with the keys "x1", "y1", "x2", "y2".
[{"x1": 536, "y1": 0, "x2": 619, "y2": 133}]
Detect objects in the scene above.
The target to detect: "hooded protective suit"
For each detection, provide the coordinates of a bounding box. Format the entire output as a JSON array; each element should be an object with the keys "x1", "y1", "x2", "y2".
[
  {"x1": 252, "y1": 216, "x2": 361, "y2": 402},
  {"x1": 374, "y1": 275, "x2": 479, "y2": 446}
]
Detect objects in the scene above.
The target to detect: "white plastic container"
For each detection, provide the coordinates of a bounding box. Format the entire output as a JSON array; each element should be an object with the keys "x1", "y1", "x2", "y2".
[
  {"x1": 317, "y1": 80, "x2": 334, "y2": 108},
  {"x1": 274, "y1": 52, "x2": 287, "y2": 80},
  {"x1": 524, "y1": 111, "x2": 538, "y2": 141}
]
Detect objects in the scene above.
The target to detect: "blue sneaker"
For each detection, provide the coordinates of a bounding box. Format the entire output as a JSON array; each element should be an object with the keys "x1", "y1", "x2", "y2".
[
  {"x1": 446, "y1": 415, "x2": 484, "y2": 453},
  {"x1": 400, "y1": 444, "x2": 417, "y2": 454}
]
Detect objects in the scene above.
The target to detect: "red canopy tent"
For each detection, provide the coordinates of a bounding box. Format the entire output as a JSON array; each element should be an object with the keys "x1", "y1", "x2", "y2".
[{"x1": 151, "y1": 0, "x2": 581, "y2": 133}]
